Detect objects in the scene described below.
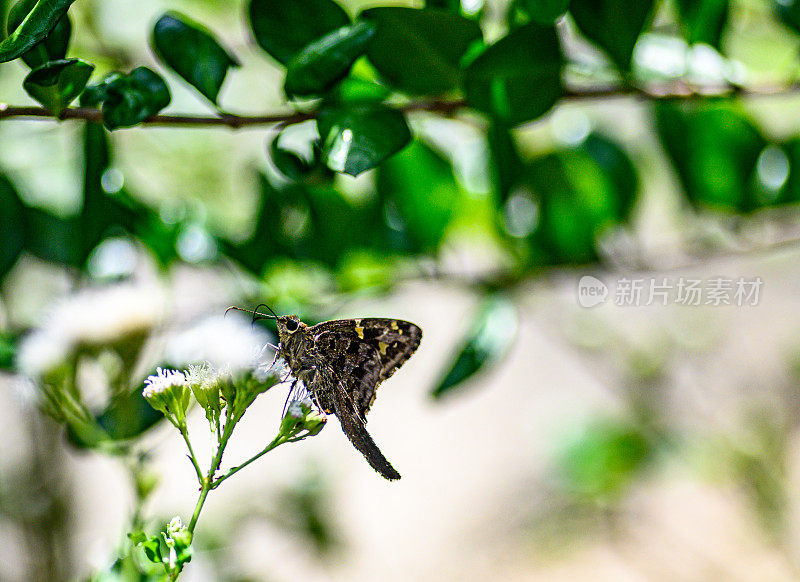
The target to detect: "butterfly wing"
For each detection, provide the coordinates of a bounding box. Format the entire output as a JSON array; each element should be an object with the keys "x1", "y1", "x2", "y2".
[
  {"x1": 311, "y1": 318, "x2": 422, "y2": 418},
  {"x1": 317, "y1": 363, "x2": 401, "y2": 480}
]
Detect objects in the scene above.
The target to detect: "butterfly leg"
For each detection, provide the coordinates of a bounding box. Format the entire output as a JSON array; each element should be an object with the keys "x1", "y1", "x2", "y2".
[{"x1": 281, "y1": 378, "x2": 299, "y2": 419}]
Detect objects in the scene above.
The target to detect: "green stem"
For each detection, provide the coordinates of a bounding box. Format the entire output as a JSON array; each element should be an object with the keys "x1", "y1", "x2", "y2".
[
  {"x1": 187, "y1": 410, "x2": 236, "y2": 533},
  {"x1": 187, "y1": 483, "x2": 211, "y2": 534},
  {"x1": 178, "y1": 425, "x2": 204, "y2": 484},
  {"x1": 210, "y1": 434, "x2": 285, "y2": 490}
]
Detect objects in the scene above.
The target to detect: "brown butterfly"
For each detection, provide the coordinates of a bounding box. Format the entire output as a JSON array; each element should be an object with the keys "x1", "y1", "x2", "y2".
[{"x1": 232, "y1": 306, "x2": 422, "y2": 480}]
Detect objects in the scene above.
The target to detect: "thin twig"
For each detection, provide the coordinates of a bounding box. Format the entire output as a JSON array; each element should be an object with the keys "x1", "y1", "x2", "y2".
[{"x1": 3, "y1": 81, "x2": 800, "y2": 128}]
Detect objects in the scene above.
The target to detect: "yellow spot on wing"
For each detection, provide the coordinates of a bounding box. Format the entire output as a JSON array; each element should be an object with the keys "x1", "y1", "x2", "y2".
[
  {"x1": 354, "y1": 319, "x2": 364, "y2": 339},
  {"x1": 391, "y1": 320, "x2": 399, "y2": 330},
  {"x1": 378, "y1": 341, "x2": 388, "y2": 355}
]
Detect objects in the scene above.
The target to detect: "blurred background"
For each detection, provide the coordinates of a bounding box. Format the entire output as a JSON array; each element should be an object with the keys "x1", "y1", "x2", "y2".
[{"x1": 4, "y1": 0, "x2": 800, "y2": 580}]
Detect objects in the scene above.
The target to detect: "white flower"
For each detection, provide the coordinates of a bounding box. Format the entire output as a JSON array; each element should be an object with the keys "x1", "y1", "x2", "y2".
[
  {"x1": 15, "y1": 282, "x2": 164, "y2": 378},
  {"x1": 143, "y1": 367, "x2": 190, "y2": 424},
  {"x1": 16, "y1": 329, "x2": 72, "y2": 378},
  {"x1": 287, "y1": 399, "x2": 305, "y2": 419},
  {"x1": 143, "y1": 367, "x2": 187, "y2": 398},
  {"x1": 47, "y1": 283, "x2": 163, "y2": 346},
  {"x1": 166, "y1": 516, "x2": 186, "y2": 537},
  {"x1": 185, "y1": 362, "x2": 216, "y2": 386},
  {"x1": 287, "y1": 394, "x2": 314, "y2": 418},
  {"x1": 162, "y1": 312, "x2": 271, "y2": 371}
]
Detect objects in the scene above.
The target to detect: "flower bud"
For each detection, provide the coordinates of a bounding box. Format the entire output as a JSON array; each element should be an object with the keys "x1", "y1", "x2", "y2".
[
  {"x1": 280, "y1": 399, "x2": 327, "y2": 440},
  {"x1": 186, "y1": 363, "x2": 224, "y2": 427}
]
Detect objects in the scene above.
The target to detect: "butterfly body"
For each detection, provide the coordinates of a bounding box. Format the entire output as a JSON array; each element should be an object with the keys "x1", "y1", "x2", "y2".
[{"x1": 275, "y1": 315, "x2": 422, "y2": 481}]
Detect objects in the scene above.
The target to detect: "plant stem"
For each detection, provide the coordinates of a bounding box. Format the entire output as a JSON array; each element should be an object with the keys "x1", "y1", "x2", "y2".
[
  {"x1": 178, "y1": 426, "x2": 204, "y2": 484},
  {"x1": 187, "y1": 411, "x2": 236, "y2": 533},
  {"x1": 210, "y1": 434, "x2": 285, "y2": 490},
  {"x1": 4, "y1": 80, "x2": 800, "y2": 127}
]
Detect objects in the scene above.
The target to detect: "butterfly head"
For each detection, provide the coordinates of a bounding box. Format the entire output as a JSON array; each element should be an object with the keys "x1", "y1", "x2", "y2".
[
  {"x1": 225, "y1": 305, "x2": 305, "y2": 340},
  {"x1": 276, "y1": 314, "x2": 301, "y2": 335}
]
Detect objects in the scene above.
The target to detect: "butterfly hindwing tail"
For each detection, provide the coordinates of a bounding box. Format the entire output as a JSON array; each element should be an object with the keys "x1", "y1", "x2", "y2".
[{"x1": 331, "y1": 373, "x2": 401, "y2": 480}]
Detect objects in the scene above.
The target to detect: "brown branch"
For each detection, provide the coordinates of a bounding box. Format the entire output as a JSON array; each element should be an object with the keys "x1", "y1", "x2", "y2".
[{"x1": 2, "y1": 82, "x2": 800, "y2": 128}]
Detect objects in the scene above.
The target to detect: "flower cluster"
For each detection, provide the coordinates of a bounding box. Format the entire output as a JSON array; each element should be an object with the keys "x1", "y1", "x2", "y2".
[
  {"x1": 16, "y1": 282, "x2": 164, "y2": 380},
  {"x1": 142, "y1": 360, "x2": 285, "y2": 433}
]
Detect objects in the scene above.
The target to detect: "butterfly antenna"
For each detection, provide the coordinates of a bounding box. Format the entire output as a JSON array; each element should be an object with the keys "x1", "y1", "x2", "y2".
[
  {"x1": 225, "y1": 305, "x2": 277, "y2": 325},
  {"x1": 254, "y1": 303, "x2": 280, "y2": 318}
]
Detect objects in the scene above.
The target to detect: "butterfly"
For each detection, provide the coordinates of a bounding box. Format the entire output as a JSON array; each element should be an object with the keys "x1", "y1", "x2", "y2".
[{"x1": 232, "y1": 306, "x2": 422, "y2": 480}]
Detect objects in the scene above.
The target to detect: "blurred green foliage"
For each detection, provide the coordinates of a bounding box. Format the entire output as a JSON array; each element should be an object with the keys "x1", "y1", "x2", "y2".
[
  {"x1": 2, "y1": 0, "x2": 800, "y2": 400},
  {"x1": 3, "y1": 0, "x2": 800, "y2": 579},
  {"x1": 559, "y1": 419, "x2": 653, "y2": 501}
]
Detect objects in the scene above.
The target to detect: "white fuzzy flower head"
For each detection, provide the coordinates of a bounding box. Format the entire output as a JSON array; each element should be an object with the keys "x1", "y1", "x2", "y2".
[
  {"x1": 49, "y1": 283, "x2": 163, "y2": 347},
  {"x1": 15, "y1": 282, "x2": 164, "y2": 379},
  {"x1": 163, "y1": 313, "x2": 271, "y2": 372},
  {"x1": 287, "y1": 394, "x2": 314, "y2": 419},
  {"x1": 143, "y1": 367, "x2": 187, "y2": 398},
  {"x1": 164, "y1": 515, "x2": 192, "y2": 570},
  {"x1": 280, "y1": 398, "x2": 326, "y2": 439},
  {"x1": 186, "y1": 362, "x2": 227, "y2": 424},
  {"x1": 166, "y1": 516, "x2": 188, "y2": 539},
  {"x1": 143, "y1": 367, "x2": 190, "y2": 424},
  {"x1": 287, "y1": 399, "x2": 305, "y2": 419},
  {"x1": 15, "y1": 329, "x2": 72, "y2": 379}
]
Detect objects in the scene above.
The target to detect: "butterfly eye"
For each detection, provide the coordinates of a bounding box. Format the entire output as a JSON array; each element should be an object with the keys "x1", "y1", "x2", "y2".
[{"x1": 285, "y1": 319, "x2": 299, "y2": 332}]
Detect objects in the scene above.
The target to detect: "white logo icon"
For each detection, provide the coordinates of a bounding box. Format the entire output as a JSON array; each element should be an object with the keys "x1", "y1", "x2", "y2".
[{"x1": 577, "y1": 276, "x2": 608, "y2": 308}]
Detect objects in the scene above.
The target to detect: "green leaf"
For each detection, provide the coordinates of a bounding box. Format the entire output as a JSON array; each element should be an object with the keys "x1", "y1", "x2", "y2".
[
  {"x1": 377, "y1": 140, "x2": 461, "y2": 253},
  {"x1": 269, "y1": 134, "x2": 313, "y2": 180},
  {"x1": 97, "y1": 67, "x2": 171, "y2": 130},
  {"x1": 136, "y1": 535, "x2": 165, "y2": 564},
  {"x1": 569, "y1": 0, "x2": 654, "y2": 71},
  {"x1": 0, "y1": 174, "x2": 26, "y2": 278},
  {"x1": 80, "y1": 122, "x2": 141, "y2": 262},
  {"x1": 361, "y1": 7, "x2": 483, "y2": 95},
  {"x1": 426, "y1": 0, "x2": 463, "y2": 11},
  {"x1": 527, "y1": 136, "x2": 637, "y2": 264},
  {"x1": 0, "y1": 0, "x2": 77, "y2": 62},
  {"x1": 327, "y1": 76, "x2": 390, "y2": 104},
  {"x1": 431, "y1": 296, "x2": 518, "y2": 398},
  {"x1": 22, "y1": 58, "x2": 93, "y2": 115},
  {"x1": 152, "y1": 12, "x2": 239, "y2": 105},
  {"x1": 23, "y1": 207, "x2": 81, "y2": 266},
  {"x1": 7, "y1": 0, "x2": 71, "y2": 69},
  {"x1": 488, "y1": 122, "x2": 524, "y2": 205},
  {"x1": 774, "y1": 0, "x2": 800, "y2": 35},
  {"x1": 248, "y1": 0, "x2": 350, "y2": 65},
  {"x1": 317, "y1": 103, "x2": 411, "y2": 176},
  {"x1": 559, "y1": 419, "x2": 651, "y2": 499},
  {"x1": 520, "y1": 0, "x2": 570, "y2": 24},
  {"x1": 581, "y1": 133, "x2": 637, "y2": 220},
  {"x1": 129, "y1": 212, "x2": 182, "y2": 268},
  {"x1": 463, "y1": 23, "x2": 562, "y2": 125},
  {"x1": 284, "y1": 20, "x2": 375, "y2": 97},
  {"x1": 78, "y1": 74, "x2": 116, "y2": 107},
  {"x1": 0, "y1": 332, "x2": 18, "y2": 370},
  {"x1": 96, "y1": 389, "x2": 165, "y2": 441},
  {"x1": 674, "y1": 0, "x2": 729, "y2": 48},
  {"x1": 336, "y1": 249, "x2": 398, "y2": 292},
  {"x1": 127, "y1": 531, "x2": 148, "y2": 545},
  {"x1": 223, "y1": 174, "x2": 388, "y2": 271},
  {"x1": 655, "y1": 101, "x2": 766, "y2": 212},
  {"x1": 775, "y1": 138, "x2": 800, "y2": 205}
]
